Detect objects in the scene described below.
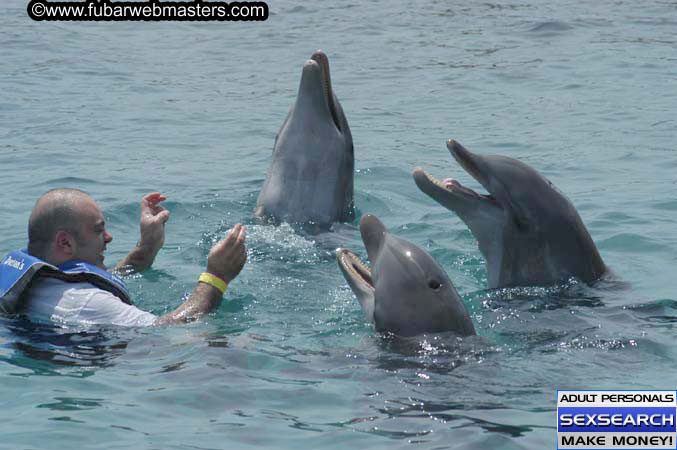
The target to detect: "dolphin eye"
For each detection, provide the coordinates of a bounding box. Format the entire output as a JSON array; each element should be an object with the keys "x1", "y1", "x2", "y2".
[{"x1": 428, "y1": 280, "x2": 441, "y2": 290}]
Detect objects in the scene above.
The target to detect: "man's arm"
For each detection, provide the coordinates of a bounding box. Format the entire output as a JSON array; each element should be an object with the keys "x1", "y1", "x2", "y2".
[
  {"x1": 114, "y1": 192, "x2": 170, "y2": 274},
  {"x1": 154, "y1": 224, "x2": 247, "y2": 325}
]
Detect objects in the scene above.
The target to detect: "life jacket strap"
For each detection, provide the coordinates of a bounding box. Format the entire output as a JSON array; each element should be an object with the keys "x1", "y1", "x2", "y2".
[{"x1": 0, "y1": 250, "x2": 132, "y2": 315}]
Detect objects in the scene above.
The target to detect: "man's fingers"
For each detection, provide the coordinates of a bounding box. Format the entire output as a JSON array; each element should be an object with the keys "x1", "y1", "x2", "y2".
[
  {"x1": 224, "y1": 226, "x2": 238, "y2": 245},
  {"x1": 226, "y1": 224, "x2": 244, "y2": 243},
  {"x1": 230, "y1": 224, "x2": 245, "y2": 243},
  {"x1": 156, "y1": 209, "x2": 170, "y2": 224},
  {"x1": 148, "y1": 204, "x2": 165, "y2": 214},
  {"x1": 211, "y1": 225, "x2": 246, "y2": 258},
  {"x1": 236, "y1": 226, "x2": 246, "y2": 245},
  {"x1": 141, "y1": 193, "x2": 167, "y2": 214},
  {"x1": 143, "y1": 192, "x2": 166, "y2": 204}
]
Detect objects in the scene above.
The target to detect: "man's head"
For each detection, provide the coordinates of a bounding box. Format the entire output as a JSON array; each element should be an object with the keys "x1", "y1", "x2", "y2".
[{"x1": 28, "y1": 189, "x2": 112, "y2": 268}]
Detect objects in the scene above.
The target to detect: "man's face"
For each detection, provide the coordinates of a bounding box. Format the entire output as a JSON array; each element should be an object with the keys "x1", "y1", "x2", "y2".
[{"x1": 71, "y1": 197, "x2": 113, "y2": 269}]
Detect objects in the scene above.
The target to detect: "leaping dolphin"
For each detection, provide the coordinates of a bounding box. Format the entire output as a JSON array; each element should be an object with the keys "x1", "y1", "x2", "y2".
[
  {"x1": 255, "y1": 50, "x2": 354, "y2": 229},
  {"x1": 413, "y1": 139, "x2": 606, "y2": 289},
  {"x1": 337, "y1": 214, "x2": 476, "y2": 337}
]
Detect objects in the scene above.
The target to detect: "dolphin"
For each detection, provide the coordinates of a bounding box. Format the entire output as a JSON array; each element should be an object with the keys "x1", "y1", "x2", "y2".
[
  {"x1": 336, "y1": 214, "x2": 476, "y2": 337},
  {"x1": 255, "y1": 50, "x2": 354, "y2": 229},
  {"x1": 413, "y1": 139, "x2": 606, "y2": 289}
]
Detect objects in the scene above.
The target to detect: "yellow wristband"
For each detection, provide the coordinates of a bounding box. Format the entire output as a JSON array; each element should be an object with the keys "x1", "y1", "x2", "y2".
[{"x1": 199, "y1": 272, "x2": 228, "y2": 295}]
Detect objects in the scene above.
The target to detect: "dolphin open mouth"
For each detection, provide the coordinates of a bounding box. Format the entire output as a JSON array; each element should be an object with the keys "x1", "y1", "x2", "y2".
[
  {"x1": 337, "y1": 248, "x2": 374, "y2": 291},
  {"x1": 310, "y1": 50, "x2": 342, "y2": 132},
  {"x1": 413, "y1": 167, "x2": 495, "y2": 202},
  {"x1": 413, "y1": 140, "x2": 499, "y2": 208}
]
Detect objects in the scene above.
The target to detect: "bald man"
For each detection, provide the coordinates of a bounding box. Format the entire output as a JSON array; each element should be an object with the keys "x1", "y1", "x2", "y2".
[{"x1": 1, "y1": 188, "x2": 246, "y2": 326}]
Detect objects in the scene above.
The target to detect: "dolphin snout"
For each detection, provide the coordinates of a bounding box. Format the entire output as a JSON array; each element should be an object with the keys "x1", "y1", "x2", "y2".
[
  {"x1": 359, "y1": 214, "x2": 387, "y2": 262},
  {"x1": 302, "y1": 59, "x2": 321, "y2": 72},
  {"x1": 310, "y1": 49, "x2": 328, "y2": 65},
  {"x1": 446, "y1": 139, "x2": 489, "y2": 189},
  {"x1": 447, "y1": 139, "x2": 470, "y2": 164},
  {"x1": 299, "y1": 59, "x2": 325, "y2": 91},
  {"x1": 359, "y1": 214, "x2": 386, "y2": 235},
  {"x1": 412, "y1": 166, "x2": 429, "y2": 189}
]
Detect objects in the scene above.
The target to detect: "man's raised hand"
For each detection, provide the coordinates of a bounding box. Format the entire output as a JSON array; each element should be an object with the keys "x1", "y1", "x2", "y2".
[{"x1": 206, "y1": 224, "x2": 247, "y2": 284}]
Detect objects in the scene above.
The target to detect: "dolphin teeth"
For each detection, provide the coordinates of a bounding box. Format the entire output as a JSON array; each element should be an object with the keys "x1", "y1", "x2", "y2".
[
  {"x1": 421, "y1": 168, "x2": 491, "y2": 199},
  {"x1": 340, "y1": 251, "x2": 374, "y2": 288},
  {"x1": 419, "y1": 169, "x2": 450, "y2": 190}
]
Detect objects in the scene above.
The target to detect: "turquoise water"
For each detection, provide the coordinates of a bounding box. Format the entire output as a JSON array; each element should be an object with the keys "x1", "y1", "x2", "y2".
[{"x1": 1, "y1": 0, "x2": 676, "y2": 448}]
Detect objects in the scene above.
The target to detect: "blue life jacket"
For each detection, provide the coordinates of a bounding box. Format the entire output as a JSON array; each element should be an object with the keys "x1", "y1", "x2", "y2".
[{"x1": 0, "y1": 249, "x2": 132, "y2": 314}]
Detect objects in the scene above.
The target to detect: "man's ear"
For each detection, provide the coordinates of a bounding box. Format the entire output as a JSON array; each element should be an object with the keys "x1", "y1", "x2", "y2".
[{"x1": 54, "y1": 230, "x2": 76, "y2": 257}]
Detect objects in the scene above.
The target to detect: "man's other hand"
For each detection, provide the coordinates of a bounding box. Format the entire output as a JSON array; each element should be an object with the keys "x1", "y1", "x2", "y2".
[
  {"x1": 138, "y1": 192, "x2": 170, "y2": 256},
  {"x1": 206, "y1": 224, "x2": 247, "y2": 284}
]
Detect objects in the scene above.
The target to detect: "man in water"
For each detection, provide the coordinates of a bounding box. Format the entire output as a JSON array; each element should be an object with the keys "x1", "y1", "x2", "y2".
[{"x1": 5, "y1": 188, "x2": 246, "y2": 326}]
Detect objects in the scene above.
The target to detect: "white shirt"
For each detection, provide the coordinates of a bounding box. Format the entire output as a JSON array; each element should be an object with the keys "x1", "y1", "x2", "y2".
[{"x1": 24, "y1": 278, "x2": 157, "y2": 327}]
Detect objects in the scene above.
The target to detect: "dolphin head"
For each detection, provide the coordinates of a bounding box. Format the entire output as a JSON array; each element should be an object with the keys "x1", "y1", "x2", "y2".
[
  {"x1": 292, "y1": 53, "x2": 340, "y2": 129},
  {"x1": 255, "y1": 50, "x2": 354, "y2": 228},
  {"x1": 337, "y1": 214, "x2": 475, "y2": 337},
  {"x1": 413, "y1": 140, "x2": 606, "y2": 288}
]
